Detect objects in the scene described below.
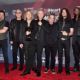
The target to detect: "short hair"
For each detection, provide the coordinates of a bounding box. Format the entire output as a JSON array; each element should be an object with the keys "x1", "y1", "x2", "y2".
[
  {"x1": 0, "y1": 10, "x2": 5, "y2": 16},
  {"x1": 48, "y1": 13, "x2": 55, "y2": 17},
  {"x1": 25, "y1": 9, "x2": 32, "y2": 14},
  {"x1": 37, "y1": 8, "x2": 45, "y2": 13}
]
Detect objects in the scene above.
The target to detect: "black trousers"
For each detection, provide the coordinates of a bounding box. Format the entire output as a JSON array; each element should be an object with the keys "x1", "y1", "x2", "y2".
[
  {"x1": 58, "y1": 39, "x2": 70, "y2": 71},
  {"x1": 45, "y1": 42, "x2": 57, "y2": 70},
  {"x1": 0, "y1": 39, "x2": 9, "y2": 71},
  {"x1": 12, "y1": 41, "x2": 24, "y2": 68},
  {"x1": 72, "y1": 37, "x2": 80, "y2": 70},
  {"x1": 24, "y1": 41, "x2": 35, "y2": 72},
  {"x1": 34, "y1": 40, "x2": 44, "y2": 72}
]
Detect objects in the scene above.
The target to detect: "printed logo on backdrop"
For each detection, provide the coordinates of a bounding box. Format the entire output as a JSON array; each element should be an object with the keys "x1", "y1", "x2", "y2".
[{"x1": 4, "y1": 8, "x2": 60, "y2": 20}]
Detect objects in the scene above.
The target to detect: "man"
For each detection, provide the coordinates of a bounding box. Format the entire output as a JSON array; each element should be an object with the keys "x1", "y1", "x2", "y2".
[
  {"x1": 10, "y1": 9, "x2": 24, "y2": 71},
  {"x1": 44, "y1": 14, "x2": 58, "y2": 74},
  {"x1": 34, "y1": 9, "x2": 48, "y2": 77},
  {"x1": 20, "y1": 10, "x2": 36, "y2": 76},
  {"x1": 57, "y1": 8, "x2": 74, "y2": 75},
  {"x1": 0, "y1": 10, "x2": 9, "y2": 73},
  {"x1": 72, "y1": 7, "x2": 80, "y2": 72}
]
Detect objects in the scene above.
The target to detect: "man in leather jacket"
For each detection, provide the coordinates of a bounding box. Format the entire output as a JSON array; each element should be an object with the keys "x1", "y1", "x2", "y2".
[{"x1": 9, "y1": 9, "x2": 24, "y2": 71}]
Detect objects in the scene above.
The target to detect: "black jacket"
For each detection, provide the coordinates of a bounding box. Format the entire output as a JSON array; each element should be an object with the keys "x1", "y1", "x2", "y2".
[
  {"x1": 9, "y1": 19, "x2": 24, "y2": 42},
  {"x1": 34, "y1": 19, "x2": 49, "y2": 45},
  {"x1": 19, "y1": 20, "x2": 36, "y2": 43},
  {"x1": 72, "y1": 18, "x2": 80, "y2": 36}
]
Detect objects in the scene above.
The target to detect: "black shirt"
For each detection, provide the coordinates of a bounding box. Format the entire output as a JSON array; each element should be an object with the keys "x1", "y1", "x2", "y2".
[
  {"x1": 57, "y1": 20, "x2": 72, "y2": 39},
  {"x1": 72, "y1": 18, "x2": 80, "y2": 36},
  {"x1": 16, "y1": 20, "x2": 22, "y2": 41},
  {"x1": 45, "y1": 22, "x2": 58, "y2": 45},
  {"x1": 0, "y1": 20, "x2": 9, "y2": 40}
]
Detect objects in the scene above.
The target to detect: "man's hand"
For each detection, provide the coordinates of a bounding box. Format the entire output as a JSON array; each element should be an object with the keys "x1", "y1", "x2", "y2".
[
  {"x1": 69, "y1": 28, "x2": 74, "y2": 36},
  {"x1": 10, "y1": 41, "x2": 13, "y2": 45},
  {"x1": 19, "y1": 44, "x2": 23, "y2": 48},
  {"x1": 26, "y1": 31, "x2": 31, "y2": 35},
  {"x1": 0, "y1": 27, "x2": 8, "y2": 33},
  {"x1": 61, "y1": 31, "x2": 68, "y2": 36}
]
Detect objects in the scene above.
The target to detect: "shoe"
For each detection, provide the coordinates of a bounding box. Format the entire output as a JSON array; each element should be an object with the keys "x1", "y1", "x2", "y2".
[
  {"x1": 57, "y1": 70, "x2": 62, "y2": 74},
  {"x1": 32, "y1": 68, "x2": 37, "y2": 73},
  {"x1": 36, "y1": 71, "x2": 41, "y2": 77},
  {"x1": 5, "y1": 69, "x2": 9, "y2": 74},
  {"x1": 51, "y1": 69, "x2": 56, "y2": 74},
  {"x1": 66, "y1": 71, "x2": 70, "y2": 75},
  {"x1": 73, "y1": 68, "x2": 79, "y2": 72},
  {"x1": 44, "y1": 68, "x2": 49, "y2": 73},
  {"x1": 19, "y1": 67, "x2": 23, "y2": 71},
  {"x1": 78, "y1": 74, "x2": 80, "y2": 77},
  {"x1": 20, "y1": 70, "x2": 30, "y2": 76},
  {"x1": 11, "y1": 67, "x2": 17, "y2": 71}
]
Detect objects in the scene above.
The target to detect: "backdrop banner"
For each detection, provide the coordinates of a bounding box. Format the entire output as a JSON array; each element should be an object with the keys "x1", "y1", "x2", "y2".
[{"x1": 0, "y1": 0, "x2": 80, "y2": 66}]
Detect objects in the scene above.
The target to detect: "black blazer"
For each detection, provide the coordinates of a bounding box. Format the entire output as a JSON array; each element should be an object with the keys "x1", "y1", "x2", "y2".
[
  {"x1": 34, "y1": 19, "x2": 49, "y2": 45},
  {"x1": 9, "y1": 18, "x2": 24, "y2": 42},
  {"x1": 19, "y1": 20, "x2": 36, "y2": 43}
]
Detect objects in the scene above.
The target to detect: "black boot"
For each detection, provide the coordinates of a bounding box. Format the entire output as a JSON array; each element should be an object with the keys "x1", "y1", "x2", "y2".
[
  {"x1": 20, "y1": 70, "x2": 30, "y2": 76},
  {"x1": 36, "y1": 71, "x2": 41, "y2": 77},
  {"x1": 57, "y1": 69, "x2": 62, "y2": 74},
  {"x1": 19, "y1": 66, "x2": 23, "y2": 71},
  {"x1": 11, "y1": 66, "x2": 17, "y2": 71},
  {"x1": 66, "y1": 70, "x2": 70, "y2": 75},
  {"x1": 5, "y1": 69, "x2": 9, "y2": 74}
]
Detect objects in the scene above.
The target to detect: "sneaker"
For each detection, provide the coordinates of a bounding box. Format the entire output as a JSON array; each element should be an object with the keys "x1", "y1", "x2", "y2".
[
  {"x1": 44, "y1": 68, "x2": 49, "y2": 73},
  {"x1": 51, "y1": 69, "x2": 56, "y2": 74}
]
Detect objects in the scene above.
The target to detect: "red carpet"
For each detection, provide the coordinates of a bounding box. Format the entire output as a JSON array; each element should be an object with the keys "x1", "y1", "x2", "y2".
[{"x1": 0, "y1": 64, "x2": 80, "y2": 80}]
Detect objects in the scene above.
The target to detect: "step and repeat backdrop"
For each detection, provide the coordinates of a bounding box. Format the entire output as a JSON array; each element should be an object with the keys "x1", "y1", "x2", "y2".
[{"x1": 0, "y1": 0, "x2": 80, "y2": 66}]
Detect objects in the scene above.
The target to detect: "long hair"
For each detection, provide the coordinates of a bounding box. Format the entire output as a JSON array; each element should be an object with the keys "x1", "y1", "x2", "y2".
[
  {"x1": 23, "y1": 9, "x2": 33, "y2": 20},
  {"x1": 73, "y1": 7, "x2": 80, "y2": 20},
  {"x1": 59, "y1": 8, "x2": 71, "y2": 22}
]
